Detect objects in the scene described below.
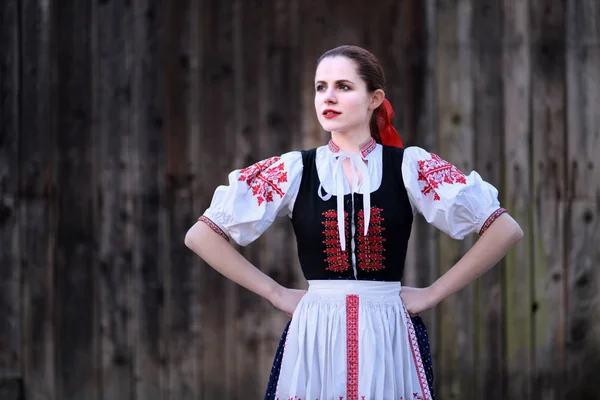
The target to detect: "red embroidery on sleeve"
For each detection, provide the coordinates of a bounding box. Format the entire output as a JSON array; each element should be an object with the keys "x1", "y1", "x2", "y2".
[
  {"x1": 417, "y1": 154, "x2": 467, "y2": 201},
  {"x1": 238, "y1": 157, "x2": 288, "y2": 206}
]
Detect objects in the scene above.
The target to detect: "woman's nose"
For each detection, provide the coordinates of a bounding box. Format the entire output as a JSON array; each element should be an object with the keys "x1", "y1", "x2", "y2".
[{"x1": 324, "y1": 88, "x2": 337, "y2": 103}]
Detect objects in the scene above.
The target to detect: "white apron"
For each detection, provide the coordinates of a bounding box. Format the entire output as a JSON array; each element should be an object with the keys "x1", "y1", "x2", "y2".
[{"x1": 275, "y1": 280, "x2": 432, "y2": 400}]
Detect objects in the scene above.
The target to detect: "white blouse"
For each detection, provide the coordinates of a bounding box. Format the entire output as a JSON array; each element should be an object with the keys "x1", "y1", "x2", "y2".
[{"x1": 200, "y1": 139, "x2": 504, "y2": 247}]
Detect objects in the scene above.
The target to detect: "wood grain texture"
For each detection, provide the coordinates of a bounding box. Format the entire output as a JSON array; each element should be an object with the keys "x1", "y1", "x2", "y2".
[
  {"x1": 196, "y1": 0, "x2": 234, "y2": 397},
  {"x1": 565, "y1": 1, "x2": 600, "y2": 398},
  {"x1": 129, "y1": 0, "x2": 167, "y2": 399},
  {"x1": 19, "y1": 0, "x2": 56, "y2": 399},
  {"x1": 472, "y1": 2, "x2": 505, "y2": 399},
  {"x1": 236, "y1": 0, "x2": 302, "y2": 396},
  {"x1": 530, "y1": 0, "x2": 567, "y2": 398},
  {"x1": 163, "y1": 0, "x2": 202, "y2": 398},
  {"x1": 53, "y1": 1, "x2": 96, "y2": 399},
  {"x1": 93, "y1": 1, "x2": 136, "y2": 398},
  {"x1": 502, "y1": 1, "x2": 533, "y2": 399},
  {"x1": 403, "y1": 0, "x2": 441, "y2": 384},
  {"x1": 435, "y1": 1, "x2": 477, "y2": 398},
  {"x1": 0, "y1": 1, "x2": 21, "y2": 399}
]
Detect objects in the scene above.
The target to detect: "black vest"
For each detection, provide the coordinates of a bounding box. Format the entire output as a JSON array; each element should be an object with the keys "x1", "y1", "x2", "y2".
[{"x1": 291, "y1": 146, "x2": 414, "y2": 281}]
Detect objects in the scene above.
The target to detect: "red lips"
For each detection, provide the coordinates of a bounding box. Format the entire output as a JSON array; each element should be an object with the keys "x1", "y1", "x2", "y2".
[{"x1": 323, "y1": 109, "x2": 341, "y2": 119}]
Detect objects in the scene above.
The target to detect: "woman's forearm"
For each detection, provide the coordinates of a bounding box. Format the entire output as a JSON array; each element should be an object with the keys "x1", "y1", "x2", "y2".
[
  {"x1": 429, "y1": 213, "x2": 524, "y2": 304},
  {"x1": 184, "y1": 221, "x2": 283, "y2": 302}
]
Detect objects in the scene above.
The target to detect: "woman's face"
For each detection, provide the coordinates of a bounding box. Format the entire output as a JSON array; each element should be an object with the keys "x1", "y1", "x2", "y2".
[{"x1": 314, "y1": 56, "x2": 377, "y2": 135}]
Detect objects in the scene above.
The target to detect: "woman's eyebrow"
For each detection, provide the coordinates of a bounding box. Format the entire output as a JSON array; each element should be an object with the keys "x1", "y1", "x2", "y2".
[{"x1": 314, "y1": 79, "x2": 355, "y2": 85}]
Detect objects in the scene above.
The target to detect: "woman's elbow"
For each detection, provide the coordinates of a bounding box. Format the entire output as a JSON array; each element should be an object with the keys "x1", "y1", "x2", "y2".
[
  {"x1": 507, "y1": 217, "x2": 524, "y2": 244},
  {"x1": 514, "y1": 224, "x2": 524, "y2": 242},
  {"x1": 184, "y1": 223, "x2": 206, "y2": 251},
  {"x1": 484, "y1": 213, "x2": 524, "y2": 244},
  {"x1": 184, "y1": 228, "x2": 195, "y2": 249}
]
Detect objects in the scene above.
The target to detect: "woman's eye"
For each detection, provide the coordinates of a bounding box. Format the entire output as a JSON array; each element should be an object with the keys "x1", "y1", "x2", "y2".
[
  {"x1": 316, "y1": 85, "x2": 325, "y2": 91},
  {"x1": 339, "y1": 84, "x2": 350, "y2": 91}
]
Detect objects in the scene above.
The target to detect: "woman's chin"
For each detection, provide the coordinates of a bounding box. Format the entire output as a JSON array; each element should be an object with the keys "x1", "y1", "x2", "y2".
[{"x1": 320, "y1": 122, "x2": 344, "y2": 133}]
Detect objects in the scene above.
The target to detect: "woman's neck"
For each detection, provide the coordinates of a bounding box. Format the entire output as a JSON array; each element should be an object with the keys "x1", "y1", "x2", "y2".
[{"x1": 330, "y1": 130, "x2": 372, "y2": 154}]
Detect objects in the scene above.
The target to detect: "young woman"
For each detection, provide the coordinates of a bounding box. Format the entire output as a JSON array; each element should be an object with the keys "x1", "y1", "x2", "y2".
[{"x1": 185, "y1": 45, "x2": 523, "y2": 400}]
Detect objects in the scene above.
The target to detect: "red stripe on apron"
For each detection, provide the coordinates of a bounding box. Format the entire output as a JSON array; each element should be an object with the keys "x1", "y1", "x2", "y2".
[{"x1": 346, "y1": 294, "x2": 359, "y2": 400}]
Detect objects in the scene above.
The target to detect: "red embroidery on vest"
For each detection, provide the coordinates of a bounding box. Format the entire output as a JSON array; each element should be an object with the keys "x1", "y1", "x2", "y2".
[
  {"x1": 346, "y1": 295, "x2": 359, "y2": 400},
  {"x1": 322, "y1": 210, "x2": 350, "y2": 273},
  {"x1": 238, "y1": 157, "x2": 288, "y2": 206},
  {"x1": 417, "y1": 154, "x2": 466, "y2": 201},
  {"x1": 356, "y1": 207, "x2": 386, "y2": 272}
]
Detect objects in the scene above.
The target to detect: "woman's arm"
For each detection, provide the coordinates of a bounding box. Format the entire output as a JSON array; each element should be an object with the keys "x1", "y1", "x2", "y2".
[
  {"x1": 184, "y1": 221, "x2": 305, "y2": 314},
  {"x1": 430, "y1": 213, "x2": 523, "y2": 301},
  {"x1": 402, "y1": 213, "x2": 524, "y2": 314}
]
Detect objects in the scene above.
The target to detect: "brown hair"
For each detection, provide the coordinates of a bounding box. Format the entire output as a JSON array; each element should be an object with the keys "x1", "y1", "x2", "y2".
[{"x1": 317, "y1": 45, "x2": 385, "y2": 143}]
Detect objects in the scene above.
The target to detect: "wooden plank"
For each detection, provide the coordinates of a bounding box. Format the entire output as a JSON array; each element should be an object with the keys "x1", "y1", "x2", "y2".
[
  {"x1": 565, "y1": 1, "x2": 600, "y2": 398},
  {"x1": 196, "y1": 0, "x2": 231, "y2": 397},
  {"x1": 566, "y1": 0, "x2": 600, "y2": 201},
  {"x1": 472, "y1": 2, "x2": 505, "y2": 399},
  {"x1": 186, "y1": 0, "x2": 206, "y2": 397},
  {"x1": 530, "y1": 0, "x2": 567, "y2": 397},
  {"x1": 434, "y1": 1, "x2": 477, "y2": 398},
  {"x1": 397, "y1": 0, "x2": 418, "y2": 287},
  {"x1": 93, "y1": 0, "x2": 137, "y2": 398},
  {"x1": 221, "y1": 0, "x2": 244, "y2": 395},
  {"x1": 251, "y1": 0, "x2": 304, "y2": 395},
  {"x1": 53, "y1": 1, "x2": 96, "y2": 398},
  {"x1": 400, "y1": 0, "x2": 432, "y2": 148},
  {"x1": 188, "y1": 1, "x2": 205, "y2": 397},
  {"x1": 163, "y1": 0, "x2": 201, "y2": 398},
  {"x1": 129, "y1": 0, "x2": 168, "y2": 399},
  {"x1": 0, "y1": 1, "x2": 22, "y2": 399},
  {"x1": 565, "y1": 201, "x2": 600, "y2": 398},
  {"x1": 502, "y1": 0, "x2": 533, "y2": 399},
  {"x1": 18, "y1": 0, "x2": 57, "y2": 399},
  {"x1": 402, "y1": 0, "x2": 441, "y2": 384},
  {"x1": 228, "y1": 0, "x2": 268, "y2": 397}
]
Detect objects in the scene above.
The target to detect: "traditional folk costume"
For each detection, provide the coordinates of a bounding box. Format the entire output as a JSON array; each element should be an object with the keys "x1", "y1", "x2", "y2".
[{"x1": 199, "y1": 101, "x2": 506, "y2": 400}]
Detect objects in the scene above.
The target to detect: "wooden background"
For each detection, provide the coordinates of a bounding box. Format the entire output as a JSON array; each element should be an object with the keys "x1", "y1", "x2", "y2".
[{"x1": 1, "y1": 0, "x2": 599, "y2": 399}]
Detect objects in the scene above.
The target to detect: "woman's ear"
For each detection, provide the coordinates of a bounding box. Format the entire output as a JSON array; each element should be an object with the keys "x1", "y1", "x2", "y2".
[{"x1": 369, "y1": 89, "x2": 385, "y2": 110}]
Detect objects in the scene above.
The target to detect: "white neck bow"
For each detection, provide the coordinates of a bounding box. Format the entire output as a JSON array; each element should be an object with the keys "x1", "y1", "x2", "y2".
[{"x1": 317, "y1": 151, "x2": 371, "y2": 251}]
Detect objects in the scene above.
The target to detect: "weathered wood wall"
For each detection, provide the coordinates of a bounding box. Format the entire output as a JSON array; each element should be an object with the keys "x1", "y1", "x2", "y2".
[{"x1": 0, "y1": 0, "x2": 599, "y2": 399}]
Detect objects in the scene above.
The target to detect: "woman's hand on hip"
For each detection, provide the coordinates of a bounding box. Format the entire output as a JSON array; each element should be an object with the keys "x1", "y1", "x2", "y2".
[
  {"x1": 270, "y1": 287, "x2": 307, "y2": 317},
  {"x1": 400, "y1": 286, "x2": 438, "y2": 316}
]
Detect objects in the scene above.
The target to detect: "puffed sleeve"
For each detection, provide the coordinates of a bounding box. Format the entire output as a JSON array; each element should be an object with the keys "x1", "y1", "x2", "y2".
[
  {"x1": 199, "y1": 151, "x2": 303, "y2": 246},
  {"x1": 401, "y1": 146, "x2": 507, "y2": 239}
]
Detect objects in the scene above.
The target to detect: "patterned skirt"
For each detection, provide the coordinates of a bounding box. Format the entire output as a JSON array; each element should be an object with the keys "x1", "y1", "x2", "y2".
[{"x1": 264, "y1": 280, "x2": 436, "y2": 400}]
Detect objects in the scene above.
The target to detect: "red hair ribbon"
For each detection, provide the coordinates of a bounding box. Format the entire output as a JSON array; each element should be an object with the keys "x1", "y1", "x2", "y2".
[{"x1": 375, "y1": 98, "x2": 403, "y2": 148}]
